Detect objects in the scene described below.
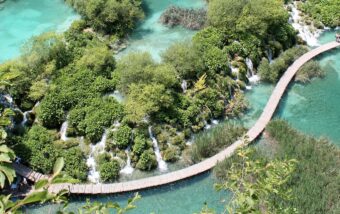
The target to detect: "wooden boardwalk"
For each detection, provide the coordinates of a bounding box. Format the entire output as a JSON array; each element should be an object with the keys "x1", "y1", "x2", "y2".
[{"x1": 15, "y1": 42, "x2": 340, "y2": 194}]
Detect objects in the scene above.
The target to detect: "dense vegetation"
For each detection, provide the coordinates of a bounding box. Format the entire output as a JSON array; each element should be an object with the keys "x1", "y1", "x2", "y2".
[
  {"x1": 258, "y1": 46, "x2": 308, "y2": 83},
  {"x1": 214, "y1": 120, "x2": 340, "y2": 213},
  {"x1": 1, "y1": 0, "x2": 298, "y2": 183},
  {"x1": 298, "y1": 0, "x2": 340, "y2": 28},
  {"x1": 190, "y1": 122, "x2": 246, "y2": 162},
  {"x1": 64, "y1": 0, "x2": 144, "y2": 37}
]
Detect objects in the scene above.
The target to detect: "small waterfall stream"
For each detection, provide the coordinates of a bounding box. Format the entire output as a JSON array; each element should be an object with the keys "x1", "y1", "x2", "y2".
[
  {"x1": 120, "y1": 148, "x2": 134, "y2": 175},
  {"x1": 60, "y1": 121, "x2": 69, "y2": 141},
  {"x1": 148, "y1": 126, "x2": 168, "y2": 172},
  {"x1": 87, "y1": 131, "x2": 107, "y2": 183},
  {"x1": 289, "y1": 2, "x2": 320, "y2": 47},
  {"x1": 245, "y1": 58, "x2": 260, "y2": 86},
  {"x1": 181, "y1": 80, "x2": 187, "y2": 93}
]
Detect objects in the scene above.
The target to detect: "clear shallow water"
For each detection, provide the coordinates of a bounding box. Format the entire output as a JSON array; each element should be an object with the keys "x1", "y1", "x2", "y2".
[
  {"x1": 28, "y1": 172, "x2": 227, "y2": 214},
  {"x1": 276, "y1": 32, "x2": 340, "y2": 144},
  {"x1": 2, "y1": 0, "x2": 338, "y2": 212},
  {"x1": 117, "y1": 0, "x2": 206, "y2": 62},
  {"x1": 245, "y1": 31, "x2": 340, "y2": 145},
  {"x1": 0, "y1": 0, "x2": 79, "y2": 62}
]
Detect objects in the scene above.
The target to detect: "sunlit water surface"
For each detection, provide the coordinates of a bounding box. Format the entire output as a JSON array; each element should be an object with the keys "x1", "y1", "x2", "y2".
[
  {"x1": 0, "y1": 0, "x2": 79, "y2": 62},
  {"x1": 1, "y1": 0, "x2": 339, "y2": 212}
]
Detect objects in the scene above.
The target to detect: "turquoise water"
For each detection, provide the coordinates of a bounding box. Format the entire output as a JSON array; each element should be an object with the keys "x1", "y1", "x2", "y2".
[
  {"x1": 117, "y1": 0, "x2": 206, "y2": 62},
  {"x1": 276, "y1": 32, "x2": 340, "y2": 144},
  {"x1": 0, "y1": 0, "x2": 79, "y2": 62},
  {"x1": 1, "y1": 0, "x2": 339, "y2": 212},
  {"x1": 28, "y1": 172, "x2": 227, "y2": 213},
  {"x1": 243, "y1": 31, "x2": 340, "y2": 145}
]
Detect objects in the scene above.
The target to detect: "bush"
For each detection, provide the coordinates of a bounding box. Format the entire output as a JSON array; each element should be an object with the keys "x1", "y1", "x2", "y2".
[
  {"x1": 258, "y1": 46, "x2": 308, "y2": 83},
  {"x1": 136, "y1": 150, "x2": 157, "y2": 171},
  {"x1": 295, "y1": 60, "x2": 324, "y2": 83},
  {"x1": 110, "y1": 125, "x2": 132, "y2": 149},
  {"x1": 61, "y1": 147, "x2": 88, "y2": 181},
  {"x1": 190, "y1": 122, "x2": 246, "y2": 162},
  {"x1": 163, "y1": 146, "x2": 180, "y2": 162},
  {"x1": 99, "y1": 160, "x2": 121, "y2": 182}
]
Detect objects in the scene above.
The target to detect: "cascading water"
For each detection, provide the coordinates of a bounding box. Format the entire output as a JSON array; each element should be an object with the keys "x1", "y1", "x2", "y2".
[
  {"x1": 148, "y1": 126, "x2": 168, "y2": 172},
  {"x1": 289, "y1": 2, "x2": 321, "y2": 47},
  {"x1": 108, "y1": 90, "x2": 124, "y2": 103},
  {"x1": 245, "y1": 58, "x2": 260, "y2": 85},
  {"x1": 60, "y1": 121, "x2": 69, "y2": 141},
  {"x1": 266, "y1": 48, "x2": 273, "y2": 63},
  {"x1": 87, "y1": 131, "x2": 107, "y2": 183},
  {"x1": 181, "y1": 80, "x2": 188, "y2": 93},
  {"x1": 120, "y1": 148, "x2": 134, "y2": 175},
  {"x1": 21, "y1": 111, "x2": 32, "y2": 126}
]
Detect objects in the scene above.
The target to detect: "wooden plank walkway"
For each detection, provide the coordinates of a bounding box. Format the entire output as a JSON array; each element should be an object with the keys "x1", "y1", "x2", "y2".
[{"x1": 14, "y1": 42, "x2": 340, "y2": 194}]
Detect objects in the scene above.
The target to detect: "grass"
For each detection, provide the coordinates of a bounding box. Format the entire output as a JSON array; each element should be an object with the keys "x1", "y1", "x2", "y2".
[
  {"x1": 214, "y1": 120, "x2": 340, "y2": 213},
  {"x1": 190, "y1": 122, "x2": 246, "y2": 163}
]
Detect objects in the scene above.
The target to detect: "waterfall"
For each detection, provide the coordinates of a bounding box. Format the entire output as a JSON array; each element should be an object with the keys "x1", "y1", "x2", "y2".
[
  {"x1": 87, "y1": 131, "x2": 107, "y2": 183},
  {"x1": 60, "y1": 121, "x2": 69, "y2": 141},
  {"x1": 245, "y1": 58, "x2": 260, "y2": 84},
  {"x1": 120, "y1": 148, "x2": 134, "y2": 175},
  {"x1": 148, "y1": 126, "x2": 168, "y2": 172},
  {"x1": 266, "y1": 48, "x2": 273, "y2": 63},
  {"x1": 230, "y1": 65, "x2": 240, "y2": 80},
  {"x1": 181, "y1": 80, "x2": 187, "y2": 93},
  {"x1": 21, "y1": 110, "x2": 32, "y2": 126},
  {"x1": 204, "y1": 120, "x2": 212, "y2": 130},
  {"x1": 245, "y1": 58, "x2": 254, "y2": 77},
  {"x1": 289, "y1": 3, "x2": 321, "y2": 47},
  {"x1": 108, "y1": 90, "x2": 124, "y2": 103}
]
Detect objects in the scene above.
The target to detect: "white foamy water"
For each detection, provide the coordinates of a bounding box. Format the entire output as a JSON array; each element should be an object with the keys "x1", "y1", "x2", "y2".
[
  {"x1": 120, "y1": 148, "x2": 134, "y2": 175},
  {"x1": 181, "y1": 80, "x2": 188, "y2": 93},
  {"x1": 60, "y1": 121, "x2": 69, "y2": 141},
  {"x1": 108, "y1": 90, "x2": 124, "y2": 103},
  {"x1": 21, "y1": 110, "x2": 32, "y2": 126},
  {"x1": 87, "y1": 131, "x2": 108, "y2": 183},
  {"x1": 289, "y1": 3, "x2": 321, "y2": 47},
  {"x1": 148, "y1": 126, "x2": 168, "y2": 172}
]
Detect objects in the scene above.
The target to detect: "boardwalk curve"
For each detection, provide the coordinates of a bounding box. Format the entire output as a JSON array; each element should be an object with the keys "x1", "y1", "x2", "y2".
[{"x1": 14, "y1": 42, "x2": 340, "y2": 194}]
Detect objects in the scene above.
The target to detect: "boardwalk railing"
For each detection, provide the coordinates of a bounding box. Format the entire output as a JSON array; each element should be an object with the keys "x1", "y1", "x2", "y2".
[{"x1": 14, "y1": 42, "x2": 340, "y2": 194}]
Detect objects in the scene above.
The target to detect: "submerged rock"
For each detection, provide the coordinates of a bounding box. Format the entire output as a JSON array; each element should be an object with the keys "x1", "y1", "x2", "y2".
[{"x1": 159, "y1": 6, "x2": 206, "y2": 30}]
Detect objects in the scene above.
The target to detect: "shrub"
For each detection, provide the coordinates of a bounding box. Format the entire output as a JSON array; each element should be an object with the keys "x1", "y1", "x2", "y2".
[
  {"x1": 61, "y1": 147, "x2": 88, "y2": 181},
  {"x1": 110, "y1": 125, "x2": 132, "y2": 149},
  {"x1": 295, "y1": 60, "x2": 324, "y2": 83},
  {"x1": 99, "y1": 160, "x2": 121, "y2": 182},
  {"x1": 190, "y1": 122, "x2": 246, "y2": 162},
  {"x1": 136, "y1": 150, "x2": 157, "y2": 171},
  {"x1": 163, "y1": 146, "x2": 180, "y2": 162}
]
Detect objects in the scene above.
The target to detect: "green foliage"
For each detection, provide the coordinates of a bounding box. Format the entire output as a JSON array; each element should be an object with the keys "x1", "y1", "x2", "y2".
[
  {"x1": 18, "y1": 126, "x2": 58, "y2": 174},
  {"x1": 110, "y1": 125, "x2": 132, "y2": 149},
  {"x1": 124, "y1": 83, "x2": 173, "y2": 124},
  {"x1": 265, "y1": 120, "x2": 340, "y2": 213},
  {"x1": 68, "y1": 97, "x2": 123, "y2": 142},
  {"x1": 99, "y1": 160, "x2": 121, "y2": 182},
  {"x1": 190, "y1": 122, "x2": 246, "y2": 162},
  {"x1": 295, "y1": 60, "x2": 324, "y2": 83},
  {"x1": 300, "y1": 0, "x2": 340, "y2": 28},
  {"x1": 60, "y1": 147, "x2": 88, "y2": 181},
  {"x1": 115, "y1": 52, "x2": 179, "y2": 94},
  {"x1": 0, "y1": 142, "x2": 16, "y2": 189},
  {"x1": 136, "y1": 150, "x2": 157, "y2": 171},
  {"x1": 258, "y1": 46, "x2": 308, "y2": 83},
  {"x1": 0, "y1": 157, "x2": 76, "y2": 214},
  {"x1": 132, "y1": 136, "x2": 151, "y2": 157},
  {"x1": 162, "y1": 41, "x2": 204, "y2": 79},
  {"x1": 65, "y1": 0, "x2": 144, "y2": 36},
  {"x1": 163, "y1": 146, "x2": 179, "y2": 162},
  {"x1": 215, "y1": 148, "x2": 297, "y2": 213}
]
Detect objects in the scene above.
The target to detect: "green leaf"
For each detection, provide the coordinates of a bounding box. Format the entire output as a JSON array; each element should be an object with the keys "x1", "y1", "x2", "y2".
[
  {"x1": 53, "y1": 157, "x2": 64, "y2": 177},
  {"x1": 34, "y1": 179, "x2": 49, "y2": 190},
  {"x1": 21, "y1": 191, "x2": 49, "y2": 205}
]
